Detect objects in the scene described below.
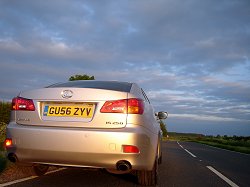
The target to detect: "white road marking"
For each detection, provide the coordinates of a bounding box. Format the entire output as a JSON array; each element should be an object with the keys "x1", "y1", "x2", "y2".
[
  {"x1": 177, "y1": 141, "x2": 183, "y2": 148},
  {"x1": 177, "y1": 141, "x2": 197, "y2": 158},
  {"x1": 184, "y1": 149, "x2": 197, "y2": 158},
  {"x1": 207, "y1": 166, "x2": 239, "y2": 187},
  {"x1": 0, "y1": 176, "x2": 37, "y2": 187},
  {"x1": 0, "y1": 168, "x2": 66, "y2": 187},
  {"x1": 177, "y1": 142, "x2": 240, "y2": 187}
]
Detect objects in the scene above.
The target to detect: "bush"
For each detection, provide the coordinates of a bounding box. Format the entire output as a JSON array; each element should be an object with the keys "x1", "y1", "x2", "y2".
[
  {"x1": 160, "y1": 121, "x2": 167, "y2": 137},
  {"x1": 69, "y1": 74, "x2": 95, "y2": 81},
  {"x1": 0, "y1": 101, "x2": 11, "y2": 125},
  {"x1": 0, "y1": 123, "x2": 7, "y2": 151},
  {"x1": 0, "y1": 101, "x2": 11, "y2": 151}
]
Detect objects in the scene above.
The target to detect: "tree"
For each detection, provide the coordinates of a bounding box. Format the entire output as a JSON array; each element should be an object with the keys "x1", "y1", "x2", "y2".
[
  {"x1": 160, "y1": 120, "x2": 167, "y2": 137},
  {"x1": 69, "y1": 74, "x2": 95, "y2": 81}
]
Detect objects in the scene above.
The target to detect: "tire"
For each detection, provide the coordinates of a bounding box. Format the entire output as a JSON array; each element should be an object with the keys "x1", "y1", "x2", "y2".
[
  {"x1": 136, "y1": 157, "x2": 158, "y2": 186},
  {"x1": 158, "y1": 136, "x2": 163, "y2": 165},
  {"x1": 158, "y1": 151, "x2": 162, "y2": 165},
  {"x1": 32, "y1": 164, "x2": 49, "y2": 176}
]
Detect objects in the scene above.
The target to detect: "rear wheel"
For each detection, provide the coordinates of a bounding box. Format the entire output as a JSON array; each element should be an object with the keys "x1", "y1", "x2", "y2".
[
  {"x1": 158, "y1": 152, "x2": 162, "y2": 164},
  {"x1": 136, "y1": 157, "x2": 158, "y2": 186},
  {"x1": 158, "y1": 141, "x2": 163, "y2": 165},
  {"x1": 32, "y1": 164, "x2": 49, "y2": 176}
]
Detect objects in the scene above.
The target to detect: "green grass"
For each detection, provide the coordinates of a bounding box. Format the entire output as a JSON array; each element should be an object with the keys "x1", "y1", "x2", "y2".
[{"x1": 192, "y1": 139, "x2": 250, "y2": 154}]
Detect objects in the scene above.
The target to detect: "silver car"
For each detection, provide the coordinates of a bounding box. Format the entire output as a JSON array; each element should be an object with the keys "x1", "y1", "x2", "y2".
[{"x1": 5, "y1": 81, "x2": 167, "y2": 186}]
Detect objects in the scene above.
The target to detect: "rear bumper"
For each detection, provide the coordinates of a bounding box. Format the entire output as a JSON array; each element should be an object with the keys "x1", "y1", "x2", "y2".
[{"x1": 6, "y1": 123, "x2": 158, "y2": 170}]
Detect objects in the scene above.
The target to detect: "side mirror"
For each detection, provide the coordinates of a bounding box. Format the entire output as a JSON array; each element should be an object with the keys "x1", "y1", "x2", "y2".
[{"x1": 157, "y1": 111, "x2": 168, "y2": 120}]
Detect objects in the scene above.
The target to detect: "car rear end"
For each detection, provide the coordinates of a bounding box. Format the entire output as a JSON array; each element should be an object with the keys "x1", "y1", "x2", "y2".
[{"x1": 5, "y1": 81, "x2": 159, "y2": 173}]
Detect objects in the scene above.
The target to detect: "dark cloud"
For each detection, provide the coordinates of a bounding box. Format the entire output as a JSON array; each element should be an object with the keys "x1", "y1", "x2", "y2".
[{"x1": 0, "y1": 0, "x2": 250, "y2": 135}]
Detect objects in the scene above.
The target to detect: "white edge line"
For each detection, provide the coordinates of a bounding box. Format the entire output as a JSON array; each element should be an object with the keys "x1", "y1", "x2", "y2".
[
  {"x1": 0, "y1": 168, "x2": 66, "y2": 187},
  {"x1": 177, "y1": 141, "x2": 183, "y2": 148},
  {"x1": 206, "y1": 166, "x2": 239, "y2": 187},
  {"x1": 177, "y1": 141, "x2": 197, "y2": 158},
  {"x1": 0, "y1": 176, "x2": 37, "y2": 187},
  {"x1": 177, "y1": 142, "x2": 239, "y2": 187},
  {"x1": 184, "y1": 149, "x2": 197, "y2": 158}
]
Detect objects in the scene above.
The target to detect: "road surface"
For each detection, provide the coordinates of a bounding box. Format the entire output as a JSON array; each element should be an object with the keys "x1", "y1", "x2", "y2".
[{"x1": 1, "y1": 141, "x2": 249, "y2": 187}]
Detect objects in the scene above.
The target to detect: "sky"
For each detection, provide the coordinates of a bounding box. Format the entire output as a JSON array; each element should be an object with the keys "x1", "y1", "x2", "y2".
[{"x1": 0, "y1": 0, "x2": 250, "y2": 136}]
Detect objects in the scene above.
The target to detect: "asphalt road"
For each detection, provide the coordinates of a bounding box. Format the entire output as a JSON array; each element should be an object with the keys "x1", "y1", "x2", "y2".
[{"x1": 2, "y1": 141, "x2": 250, "y2": 187}]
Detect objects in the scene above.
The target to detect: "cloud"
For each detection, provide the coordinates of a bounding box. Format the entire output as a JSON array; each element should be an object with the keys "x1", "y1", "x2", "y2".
[
  {"x1": 0, "y1": 0, "x2": 250, "y2": 135},
  {"x1": 170, "y1": 113, "x2": 249, "y2": 123}
]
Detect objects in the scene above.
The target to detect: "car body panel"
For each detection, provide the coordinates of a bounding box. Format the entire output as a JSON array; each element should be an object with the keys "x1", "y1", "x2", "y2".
[
  {"x1": 6, "y1": 81, "x2": 161, "y2": 171},
  {"x1": 16, "y1": 87, "x2": 129, "y2": 128},
  {"x1": 7, "y1": 122, "x2": 156, "y2": 170}
]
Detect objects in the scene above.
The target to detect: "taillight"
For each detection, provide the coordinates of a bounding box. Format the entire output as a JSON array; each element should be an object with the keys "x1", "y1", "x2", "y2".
[
  {"x1": 100, "y1": 98, "x2": 144, "y2": 114},
  {"x1": 122, "y1": 145, "x2": 140, "y2": 153},
  {"x1": 4, "y1": 138, "x2": 12, "y2": 147},
  {"x1": 127, "y1": 98, "x2": 144, "y2": 114},
  {"x1": 100, "y1": 99, "x2": 127, "y2": 113},
  {"x1": 12, "y1": 97, "x2": 35, "y2": 111}
]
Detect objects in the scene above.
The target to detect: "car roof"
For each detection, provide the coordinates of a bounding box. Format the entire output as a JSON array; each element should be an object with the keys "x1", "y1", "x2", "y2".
[{"x1": 46, "y1": 80, "x2": 133, "y2": 92}]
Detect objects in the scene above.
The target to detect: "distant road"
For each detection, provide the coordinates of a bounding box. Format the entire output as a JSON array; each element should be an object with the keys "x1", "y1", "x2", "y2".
[
  {"x1": 176, "y1": 141, "x2": 250, "y2": 187},
  {"x1": 2, "y1": 141, "x2": 249, "y2": 187}
]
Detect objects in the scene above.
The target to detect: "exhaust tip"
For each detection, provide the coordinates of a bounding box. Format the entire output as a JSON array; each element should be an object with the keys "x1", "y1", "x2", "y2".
[
  {"x1": 116, "y1": 160, "x2": 132, "y2": 171},
  {"x1": 8, "y1": 153, "x2": 18, "y2": 163}
]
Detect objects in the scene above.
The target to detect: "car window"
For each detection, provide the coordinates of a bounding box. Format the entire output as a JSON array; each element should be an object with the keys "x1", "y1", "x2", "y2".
[{"x1": 47, "y1": 81, "x2": 132, "y2": 92}]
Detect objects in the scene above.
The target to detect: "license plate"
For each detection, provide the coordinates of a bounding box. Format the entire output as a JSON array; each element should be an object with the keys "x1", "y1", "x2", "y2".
[{"x1": 43, "y1": 104, "x2": 93, "y2": 118}]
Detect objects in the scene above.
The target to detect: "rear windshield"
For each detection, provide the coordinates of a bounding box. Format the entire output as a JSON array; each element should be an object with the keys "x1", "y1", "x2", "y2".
[{"x1": 47, "y1": 81, "x2": 132, "y2": 92}]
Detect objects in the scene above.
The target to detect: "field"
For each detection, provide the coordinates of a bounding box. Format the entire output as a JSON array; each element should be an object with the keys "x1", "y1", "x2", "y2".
[{"x1": 166, "y1": 132, "x2": 250, "y2": 154}]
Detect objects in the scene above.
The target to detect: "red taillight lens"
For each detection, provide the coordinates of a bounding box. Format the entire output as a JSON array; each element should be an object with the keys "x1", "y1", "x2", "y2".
[
  {"x1": 100, "y1": 98, "x2": 144, "y2": 114},
  {"x1": 100, "y1": 99, "x2": 127, "y2": 113},
  {"x1": 12, "y1": 97, "x2": 35, "y2": 111},
  {"x1": 4, "y1": 138, "x2": 12, "y2": 147},
  {"x1": 122, "y1": 145, "x2": 140, "y2": 153}
]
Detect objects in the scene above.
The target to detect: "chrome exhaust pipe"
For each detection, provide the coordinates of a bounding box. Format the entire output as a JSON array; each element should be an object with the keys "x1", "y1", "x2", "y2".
[{"x1": 116, "y1": 160, "x2": 131, "y2": 171}]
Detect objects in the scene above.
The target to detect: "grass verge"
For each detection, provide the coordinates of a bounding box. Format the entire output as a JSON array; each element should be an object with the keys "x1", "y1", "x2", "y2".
[
  {"x1": 165, "y1": 132, "x2": 250, "y2": 154},
  {"x1": 192, "y1": 140, "x2": 250, "y2": 154}
]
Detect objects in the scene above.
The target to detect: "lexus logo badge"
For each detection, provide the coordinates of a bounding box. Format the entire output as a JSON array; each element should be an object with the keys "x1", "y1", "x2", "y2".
[{"x1": 61, "y1": 90, "x2": 73, "y2": 99}]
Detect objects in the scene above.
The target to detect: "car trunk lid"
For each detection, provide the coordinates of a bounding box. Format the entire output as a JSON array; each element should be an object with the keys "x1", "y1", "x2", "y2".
[{"x1": 15, "y1": 87, "x2": 128, "y2": 129}]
